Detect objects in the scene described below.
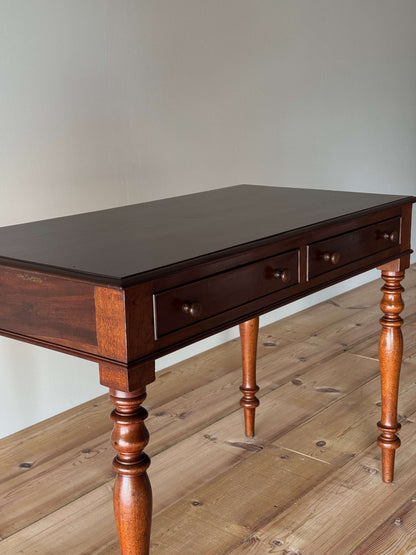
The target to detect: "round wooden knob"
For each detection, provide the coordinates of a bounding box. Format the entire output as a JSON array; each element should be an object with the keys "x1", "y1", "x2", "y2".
[
  {"x1": 182, "y1": 302, "x2": 202, "y2": 317},
  {"x1": 273, "y1": 269, "x2": 291, "y2": 283},
  {"x1": 383, "y1": 230, "x2": 399, "y2": 243},
  {"x1": 322, "y1": 252, "x2": 340, "y2": 265}
]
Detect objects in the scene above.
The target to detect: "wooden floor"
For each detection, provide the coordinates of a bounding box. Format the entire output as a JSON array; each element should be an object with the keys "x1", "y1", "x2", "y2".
[{"x1": 1, "y1": 265, "x2": 416, "y2": 554}]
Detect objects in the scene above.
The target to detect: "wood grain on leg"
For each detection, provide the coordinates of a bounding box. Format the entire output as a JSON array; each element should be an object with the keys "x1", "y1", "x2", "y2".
[
  {"x1": 239, "y1": 317, "x2": 260, "y2": 437},
  {"x1": 377, "y1": 267, "x2": 405, "y2": 483},
  {"x1": 110, "y1": 388, "x2": 152, "y2": 555}
]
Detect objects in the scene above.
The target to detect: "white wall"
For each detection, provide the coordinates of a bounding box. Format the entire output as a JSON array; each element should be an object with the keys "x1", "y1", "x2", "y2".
[{"x1": 1, "y1": 0, "x2": 415, "y2": 438}]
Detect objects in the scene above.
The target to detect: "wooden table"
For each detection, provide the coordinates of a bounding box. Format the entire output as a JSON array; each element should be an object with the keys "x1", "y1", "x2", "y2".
[{"x1": 0, "y1": 185, "x2": 414, "y2": 553}]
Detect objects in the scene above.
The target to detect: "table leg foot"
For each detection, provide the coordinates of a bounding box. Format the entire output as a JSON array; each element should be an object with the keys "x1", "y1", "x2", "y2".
[
  {"x1": 110, "y1": 388, "x2": 152, "y2": 555},
  {"x1": 377, "y1": 268, "x2": 404, "y2": 483},
  {"x1": 239, "y1": 317, "x2": 260, "y2": 438}
]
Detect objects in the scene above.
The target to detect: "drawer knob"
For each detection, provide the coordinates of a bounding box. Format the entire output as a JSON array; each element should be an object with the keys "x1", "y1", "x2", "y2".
[
  {"x1": 383, "y1": 230, "x2": 399, "y2": 243},
  {"x1": 273, "y1": 269, "x2": 291, "y2": 283},
  {"x1": 322, "y1": 252, "x2": 340, "y2": 265},
  {"x1": 182, "y1": 302, "x2": 202, "y2": 318}
]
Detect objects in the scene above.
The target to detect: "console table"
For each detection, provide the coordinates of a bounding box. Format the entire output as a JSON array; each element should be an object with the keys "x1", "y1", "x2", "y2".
[{"x1": 0, "y1": 185, "x2": 414, "y2": 553}]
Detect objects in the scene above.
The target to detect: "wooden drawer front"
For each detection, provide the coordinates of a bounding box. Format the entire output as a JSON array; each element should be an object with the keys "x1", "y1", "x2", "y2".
[
  {"x1": 308, "y1": 217, "x2": 401, "y2": 279},
  {"x1": 154, "y1": 250, "x2": 299, "y2": 337}
]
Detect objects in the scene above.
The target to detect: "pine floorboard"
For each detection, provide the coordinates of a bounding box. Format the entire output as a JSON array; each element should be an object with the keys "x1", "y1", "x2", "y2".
[{"x1": 0, "y1": 265, "x2": 415, "y2": 554}]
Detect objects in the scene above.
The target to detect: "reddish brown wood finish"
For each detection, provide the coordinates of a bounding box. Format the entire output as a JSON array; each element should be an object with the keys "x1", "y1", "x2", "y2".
[
  {"x1": 377, "y1": 265, "x2": 405, "y2": 483},
  {"x1": 110, "y1": 388, "x2": 152, "y2": 555},
  {"x1": 99, "y1": 360, "x2": 155, "y2": 392},
  {"x1": 95, "y1": 285, "x2": 156, "y2": 392},
  {"x1": 0, "y1": 265, "x2": 98, "y2": 355},
  {"x1": 239, "y1": 317, "x2": 260, "y2": 437},
  {"x1": 154, "y1": 250, "x2": 299, "y2": 337},
  {"x1": 308, "y1": 216, "x2": 401, "y2": 279},
  {"x1": 95, "y1": 287, "x2": 127, "y2": 362}
]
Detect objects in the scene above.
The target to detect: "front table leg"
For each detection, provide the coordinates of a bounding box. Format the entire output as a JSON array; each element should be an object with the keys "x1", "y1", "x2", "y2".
[
  {"x1": 110, "y1": 388, "x2": 152, "y2": 554},
  {"x1": 239, "y1": 317, "x2": 260, "y2": 437},
  {"x1": 377, "y1": 268, "x2": 405, "y2": 483}
]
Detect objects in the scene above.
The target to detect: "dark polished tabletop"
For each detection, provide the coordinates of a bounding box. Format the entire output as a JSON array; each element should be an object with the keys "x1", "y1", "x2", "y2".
[{"x1": 0, "y1": 185, "x2": 413, "y2": 284}]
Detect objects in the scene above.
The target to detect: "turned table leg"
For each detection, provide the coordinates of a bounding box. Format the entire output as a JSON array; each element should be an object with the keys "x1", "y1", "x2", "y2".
[
  {"x1": 239, "y1": 317, "x2": 260, "y2": 437},
  {"x1": 377, "y1": 268, "x2": 405, "y2": 483},
  {"x1": 110, "y1": 388, "x2": 152, "y2": 555}
]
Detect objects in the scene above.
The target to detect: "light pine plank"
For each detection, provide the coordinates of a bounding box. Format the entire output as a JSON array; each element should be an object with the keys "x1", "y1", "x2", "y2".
[
  {"x1": 352, "y1": 495, "x2": 416, "y2": 555},
  {"x1": 273, "y1": 359, "x2": 416, "y2": 466},
  {"x1": 229, "y1": 417, "x2": 416, "y2": 555},
  {"x1": 0, "y1": 482, "x2": 117, "y2": 554},
  {"x1": 0, "y1": 394, "x2": 111, "y2": 484},
  {"x1": 151, "y1": 445, "x2": 327, "y2": 555}
]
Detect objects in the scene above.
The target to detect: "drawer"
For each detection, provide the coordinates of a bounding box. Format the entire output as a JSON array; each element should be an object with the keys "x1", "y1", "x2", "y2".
[
  {"x1": 154, "y1": 249, "x2": 299, "y2": 337},
  {"x1": 308, "y1": 216, "x2": 401, "y2": 280}
]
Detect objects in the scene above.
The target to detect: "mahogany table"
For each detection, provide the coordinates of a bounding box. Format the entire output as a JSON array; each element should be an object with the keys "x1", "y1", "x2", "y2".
[{"x1": 0, "y1": 185, "x2": 414, "y2": 553}]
